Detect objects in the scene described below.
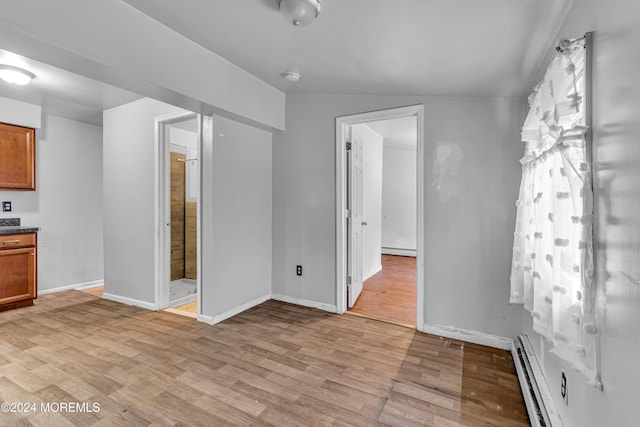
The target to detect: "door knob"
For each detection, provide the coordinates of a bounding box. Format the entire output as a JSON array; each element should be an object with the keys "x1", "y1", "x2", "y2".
[{"x1": 362, "y1": 221, "x2": 368, "y2": 226}]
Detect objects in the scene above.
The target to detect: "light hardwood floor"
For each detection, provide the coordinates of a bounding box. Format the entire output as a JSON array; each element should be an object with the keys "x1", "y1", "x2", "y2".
[
  {"x1": 350, "y1": 255, "x2": 417, "y2": 327},
  {"x1": 0, "y1": 290, "x2": 529, "y2": 426},
  {"x1": 80, "y1": 286, "x2": 105, "y2": 298},
  {"x1": 174, "y1": 301, "x2": 197, "y2": 314}
]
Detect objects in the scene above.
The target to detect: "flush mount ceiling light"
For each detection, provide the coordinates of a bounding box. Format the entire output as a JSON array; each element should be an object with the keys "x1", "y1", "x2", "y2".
[
  {"x1": 278, "y1": 0, "x2": 322, "y2": 27},
  {"x1": 282, "y1": 71, "x2": 301, "y2": 82},
  {"x1": 0, "y1": 65, "x2": 35, "y2": 86}
]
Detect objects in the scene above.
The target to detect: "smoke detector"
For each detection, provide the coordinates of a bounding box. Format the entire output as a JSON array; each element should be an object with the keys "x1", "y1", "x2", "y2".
[{"x1": 283, "y1": 71, "x2": 301, "y2": 82}]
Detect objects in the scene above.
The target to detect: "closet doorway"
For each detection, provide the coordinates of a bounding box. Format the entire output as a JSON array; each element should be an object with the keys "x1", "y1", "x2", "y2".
[{"x1": 157, "y1": 112, "x2": 200, "y2": 317}]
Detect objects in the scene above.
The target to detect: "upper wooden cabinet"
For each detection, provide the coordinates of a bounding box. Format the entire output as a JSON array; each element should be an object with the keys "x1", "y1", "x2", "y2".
[{"x1": 0, "y1": 123, "x2": 36, "y2": 190}]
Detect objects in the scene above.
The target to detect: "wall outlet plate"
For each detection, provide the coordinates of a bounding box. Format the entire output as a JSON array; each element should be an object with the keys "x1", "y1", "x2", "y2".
[
  {"x1": 296, "y1": 265, "x2": 303, "y2": 276},
  {"x1": 2, "y1": 201, "x2": 11, "y2": 212}
]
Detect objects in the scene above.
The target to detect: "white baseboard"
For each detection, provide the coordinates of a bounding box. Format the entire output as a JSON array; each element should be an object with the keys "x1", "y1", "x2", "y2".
[
  {"x1": 168, "y1": 293, "x2": 197, "y2": 308},
  {"x1": 102, "y1": 292, "x2": 157, "y2": 311},
  {"x1": 198, "y1": 293, "x2": 271, "y2": 325},
  {"x1": 197, "y1": 313, "x2": 215, "y2": 324},
  {"x1": 363, "y1": 264, "x2": 382, "y2": 281},
  {"x1": 38, "y1": 279, "x2": 104, "y2": 295},
  {"x1": 382, "y1": 247, "x2": 417, "y2": 257},
  {"x1": 422, "y1": 323, "x2": 514, "y2": 350},
  {"x1": 271, "y1": 294, "x2": 337, "y2": 313}
]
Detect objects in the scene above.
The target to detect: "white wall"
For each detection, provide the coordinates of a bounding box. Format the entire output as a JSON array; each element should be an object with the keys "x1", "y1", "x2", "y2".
[
  {"x1": 521, "y1": 1, "x2": 640, "y2": 426},
  {"x1": 202, "y1": 115, "x2": 272, "y2": 318},
  {"x1": 352, "y1": 124, "x2": 383, "y2": 281},
  {"x1": 104, "y1": 98, "x2": 272, "y2": 319},
  {"x1": 382, "y1": 146, "x2": 417, "y2": 252},
  {"x1": 103, "y1": 98, "x2": 187, "y2": 305},
  {"x1": 272, "y1": 94, "x2": 525, "y2": 339},
  {"x1": 0, "y1": 114, "x2": 103, "y2": 292},
  {"x1": 0, "y1": 97, "x2": 41, "y2": 129},
  {"x1": 169, "y1": 127, "x2": 198, "y2": 202},
  {"x1": 169, "y1": 127, "x2": 197, "y2": 151}
]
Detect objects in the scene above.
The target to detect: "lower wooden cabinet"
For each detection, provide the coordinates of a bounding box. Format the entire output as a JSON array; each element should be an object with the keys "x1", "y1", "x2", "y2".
[{"x1": 0, "y1": 232, "x2": 37, "y2": 311}]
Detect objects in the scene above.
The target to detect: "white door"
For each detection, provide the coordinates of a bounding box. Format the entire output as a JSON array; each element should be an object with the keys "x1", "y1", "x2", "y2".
[{"x1": 347, "y1": 126, "x2": 364, "y2": 307}]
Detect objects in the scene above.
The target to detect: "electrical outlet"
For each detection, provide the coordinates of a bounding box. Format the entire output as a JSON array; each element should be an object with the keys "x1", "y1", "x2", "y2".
[
  {"x1": 296, "y1": 265, "x2": 302, "y2": 276},
  {"x1": 2, "y1": 201, "x2": 11, "y2": 212},
  {"x1": 561, "y1": 371, "x2": 568, "y2": 404}
]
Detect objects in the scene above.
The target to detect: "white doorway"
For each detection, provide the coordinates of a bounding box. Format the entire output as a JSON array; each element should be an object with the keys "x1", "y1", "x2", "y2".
[
  {"x1": 335, "y1": 105, "x2": 425, "y2": 330},
  {"x1": 156, "y1": 112, "x2": 202, "y2": 316}
]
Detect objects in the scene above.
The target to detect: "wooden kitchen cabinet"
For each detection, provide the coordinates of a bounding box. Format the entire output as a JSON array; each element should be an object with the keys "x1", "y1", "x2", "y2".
[
  {"x1": 0, "y1": 233, "x2": 37, "y2": 311},
  {"x1": 0, "y1": 123, "x2": 36, "y2": 190}
]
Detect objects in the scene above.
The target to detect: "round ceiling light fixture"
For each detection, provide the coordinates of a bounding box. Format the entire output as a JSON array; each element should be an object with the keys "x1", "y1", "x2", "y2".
[
  {"x1": 282, "y1": 71, "x2": 301, "y2": 82},
  {"x1": 278, "y1": 0, "x2": 322, "y2": 27},
  {"x1": 0, "y1": 65, "x2": 35, "y2": 86}
]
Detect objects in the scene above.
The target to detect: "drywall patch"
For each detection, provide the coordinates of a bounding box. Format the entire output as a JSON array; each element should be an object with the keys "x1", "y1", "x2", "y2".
[{"x1": 432, "y1": 142, "x2": 464, "y2": 204}]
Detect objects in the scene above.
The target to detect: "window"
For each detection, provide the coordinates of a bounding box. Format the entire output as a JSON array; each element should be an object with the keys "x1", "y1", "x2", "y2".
[{"x1": 510, "y1": 37, "x2": 599, "y2": 387}]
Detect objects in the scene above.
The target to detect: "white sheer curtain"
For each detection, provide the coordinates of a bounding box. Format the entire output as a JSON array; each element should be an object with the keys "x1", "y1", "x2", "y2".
[{"x1": 510, "y1": 38, "x2": 600, "y2": 387}]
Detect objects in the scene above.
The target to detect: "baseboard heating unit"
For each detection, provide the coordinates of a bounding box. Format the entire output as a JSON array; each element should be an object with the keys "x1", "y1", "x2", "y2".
[{"x1": 512, "y1": 335, "x2": 564, "y2": 427}]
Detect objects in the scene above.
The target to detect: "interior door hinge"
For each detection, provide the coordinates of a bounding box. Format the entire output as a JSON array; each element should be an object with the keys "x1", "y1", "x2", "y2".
[
  {"x1": 346, "y1": 141, "x2": 352, "y2": 151},
  {"x1": 345, "y1": 209, "x2": 351, "y2": 218},
  {"x1": 347, "y1": 276, "x2": 352, "y2": 285}
]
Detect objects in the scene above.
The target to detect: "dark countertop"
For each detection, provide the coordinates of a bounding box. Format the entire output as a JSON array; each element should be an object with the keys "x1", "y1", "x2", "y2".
[
  {"x1": 0, "y1": 226, "x2": 40, "y2": 235},
  {"x1": 0, "y1": 218, "x2": 38, "y2": 234}
]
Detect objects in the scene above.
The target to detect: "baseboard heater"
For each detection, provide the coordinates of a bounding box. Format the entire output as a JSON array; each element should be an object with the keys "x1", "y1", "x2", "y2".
[
  {"x1": 513, "y1": 335, "x2": 563, "y2": 427},
  {"x1": 381, "y1": 247, "x2": 416, "y2": 257}
]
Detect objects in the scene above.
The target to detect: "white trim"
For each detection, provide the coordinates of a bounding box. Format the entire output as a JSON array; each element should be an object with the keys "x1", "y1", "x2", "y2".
[
  {"x1": 512, "y1": 335, "x2": 565, "y2": 427},
  {"x1": 272, "y1": 294, "x2": 337, "y2": 313},
  {"x1": 38, "y1": 280, "x2": 104, "y2": 295},
  {"x1": 196, "y1": 116, "x2": 210, "y2": 323},
  {"x1": 197, "y1": 294, "x2": 272, "y2": 325},
  {"x1": 381, "y1": 247, "x2": 417, "y2": 257},
  {"x1": 422, "y1": 323, "x2": 514, "y2": 350},
  {"x1": 103, "y1": 292, "x2": 157, "y2": 311},
  {"x1": 363, "y1": 264, "x2": 382, "y2": 282},
  {"x1": 197, "y1": 313, "x2": 215, "y2": 324},
  {"x1": 336, "y1": 105, "x2": 425, "y2": 332},
  {"x1": 415, "y1": 105, "x2": 425, "y2": 333}
]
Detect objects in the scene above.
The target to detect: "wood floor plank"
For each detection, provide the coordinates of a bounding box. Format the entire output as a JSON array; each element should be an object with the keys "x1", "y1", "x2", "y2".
[
  {"x1": 0, "y1": 290, "x2": 529, "y2": 426},
  {"x1": 350, "y1": 254, "x2": 417, "y2": 326}
]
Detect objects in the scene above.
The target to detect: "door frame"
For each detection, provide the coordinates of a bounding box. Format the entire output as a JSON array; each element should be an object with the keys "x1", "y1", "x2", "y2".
[
  {"x1": 155, "y1": 111, "x2": 202, "y2": 317},
  {"x1": 335, "y1": 104, "x2": 425, "y2": 331}
]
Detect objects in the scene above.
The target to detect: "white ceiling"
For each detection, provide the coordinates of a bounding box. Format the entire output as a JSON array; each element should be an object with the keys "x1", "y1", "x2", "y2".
[
  {"x1": 366, "y1": 116, "x2": 417, "y2": 151},
  {"x1": 0, "y1": 1, "x2": 571, "y2": 125},
  {"x1": 123, "y1": 0, "x2": 570, "y2": 97},
  {"x1": 0, "y1": 49, "x2": 141, "y2": 126}
]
